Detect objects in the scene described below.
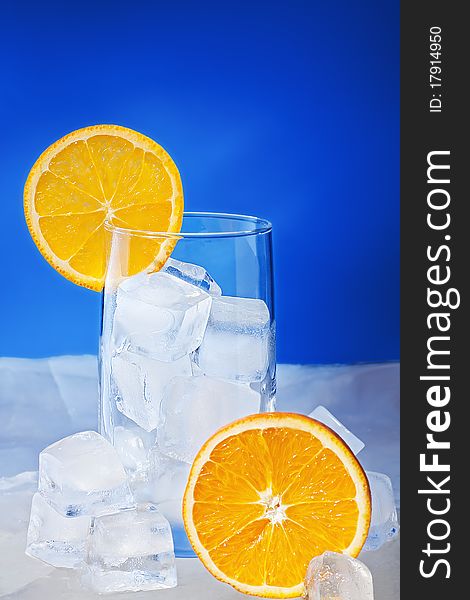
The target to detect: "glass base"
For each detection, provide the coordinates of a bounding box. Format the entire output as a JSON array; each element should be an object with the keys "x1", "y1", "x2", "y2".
[{"x1": 172, "y1": 525, "x2": 196, "y2": 558}]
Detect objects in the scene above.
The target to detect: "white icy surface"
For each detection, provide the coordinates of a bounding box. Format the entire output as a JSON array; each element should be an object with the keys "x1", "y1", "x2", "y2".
[
  {"x1": 0, "y1": 472, "x2": 55, "y2": 596},
  {"x1": 0, "y1": 357, "x2": 399, "y2": 599},
  {"x1": 0, "y1": 356, "x2": 98, "y2": 476}
]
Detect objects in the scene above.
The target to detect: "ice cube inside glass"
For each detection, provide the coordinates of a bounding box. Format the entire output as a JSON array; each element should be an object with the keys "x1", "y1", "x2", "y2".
[
  {"x1": 195, "y1": 295, "x2": 271, "y2": 382},
  {"x1": 158, "y1": 375, "x2": 261, "y2": 463},
  {"x1": 114, "y1": 271, "x2": 212, "y2": 362},
  {"x1": 112, "y1": 350, "x2": 191, "y2": 432}
]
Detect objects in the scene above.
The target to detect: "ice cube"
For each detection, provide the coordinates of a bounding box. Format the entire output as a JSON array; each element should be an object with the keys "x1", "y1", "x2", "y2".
[
  {"x1": 309, "y1": 406, "x2": 365, "y2": 455},
  {"x1": 147, "y1": 449, "x2": 191, "y2": 524},
  {"x1": 305, "y1": 551, "x2": 374, "y2": 600},
  {"x1": 112, "y1": 350, "x2": 191, "y2": 432},
  {"x1": 113, "y1": 425, "x2": 158, "y2": 503},
  {"x1": 114, "y1": 271, "x2": 212, "y2": 362},
  {"x1": 195, "y1": 295, "x2": 271, "y2": 382},
  {"x1": 113, "y1": 425, "x2": 156, "y2": 474},
  {"x1": 157, "y1": 375, "x2": 261, "y2": 463},
  {"x1": 146, "y1": 450, "x2": 193, "y2": 556},
  {"x1": 364, "y1": 471, "x2": 399, "y2": 551},
  {"x1": 25, "y1": 492, "x2": 90, "y2": 568},
  {"x1": 163, "y1": 257, "x2": 222, "y2": 296},
  {"x1": 82, "y1": 505, "x2": 177, "y2": 593},
  {"x1": 38, "y1": 431, "x2": 134, "y2": 517}
]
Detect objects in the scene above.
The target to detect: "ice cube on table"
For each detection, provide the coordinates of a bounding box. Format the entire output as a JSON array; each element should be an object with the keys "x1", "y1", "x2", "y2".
[
  {"x1": 163, "y1": 257, "x2": 222, "y2": 296},
  {"x1": 157, "y1": 375, "x2": 261, "y2": 463},
  {"x1": 112, "y1": 350, "x2": 191, "y2": 432},
  {"x1": 26, "y1": 492, "x2": 90, "y2": 568},
  {"x1": 114, "y1": 271, "x2": 212, "y2": 362},
  {"x1": 309, "y1": 405, "x2": 365, "y2": 455},
  {"x1": 195, "y1": 295, "x2": 271, "y2": 382},
  {"x1": 305, "y1": 551, "x2": 374, "y2": 600},
  {"x1": 82, "y1": 505, "x2": 177, "y2": 593},
  {"x1": 38, "y1": 431, "x2": 134, "y2": 517},
  {"x1": 364, "y1": 471, "x2": 399, "y2": 551}
]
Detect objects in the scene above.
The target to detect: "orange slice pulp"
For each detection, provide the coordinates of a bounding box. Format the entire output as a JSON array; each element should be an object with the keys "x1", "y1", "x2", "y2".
[
  {"x1": 183, "y1": 412, "x2": 371, "y2": 598},
  {"x1": 24, "y1": 125, "x2": 183, "y2": 291}
]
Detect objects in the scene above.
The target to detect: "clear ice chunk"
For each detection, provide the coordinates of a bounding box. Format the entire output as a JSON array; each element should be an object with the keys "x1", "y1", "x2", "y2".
[
  {"x1": 82, "y1": 505, "x2": 177, "y2": 593},
  {"x1": 364, "y1": 471, "x2": 399, "y2": 551},
  {"x1": 195, "y1": 295, "x2": 271, "y2": 382},
  {"x1": 112, "y1": 350, "x2": 191, "y2": 432},
  {"x1": 25, "y1": 492, "x2": 90, "y2": 568},
  {"x1": 38, "y1": 431, "x2": 134, "y2": 517},
  {"x1": 163, "y1": 257, "x2": 222, "y2": 296},
  {"x1": 309, "y1": 405, "x2": 365, "y2": 455},
  {"x1": 305, "y1": 551, "x2": 374, "y2": 600},
  {"x1": 148, "y1": 449, "x2": 191, "y2": 525},
  {"x1": 113, "y1": 425, "x2": 156, "y2": 474},
  {"x1": 158, "y1": 375, "x2": 261, "y2": 462},
  {"x1": 114, "y1": 271, "x2": 212, "y2": 362}
]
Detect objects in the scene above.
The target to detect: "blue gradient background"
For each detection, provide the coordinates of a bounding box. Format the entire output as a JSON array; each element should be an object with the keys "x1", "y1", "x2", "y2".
[{"x1": 0, "y1": 0, "x2": 399, "y2": 364}]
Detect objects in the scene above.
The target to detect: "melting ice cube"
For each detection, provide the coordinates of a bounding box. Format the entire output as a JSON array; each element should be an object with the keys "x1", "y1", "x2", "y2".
[
  {"x1": 364, "y1": 471, "x2": 399, "y2": 551},
  {"x1": 157, "y1": 375, "x2": 261, "y2": 463},
  {"x1": 114, "y1": 271, "x2": 212, "y2": 362},
  {"x1": 82, "y1": 505, "x2": 177, "y2": 593},
  {"x1": 26, "y1": 492, "x2": 90, "y2": 568},
  {"x1": 309, "y1": 405, "x2": 365, "y2": 455},
  {"x1": 38, "y1": 431, "x2": 133, "y2": 517},
  {"x1": 112, "y1": 350, "x2": 191, "y2": 432},
  {"x1": 163, "y1": 257, "x2": 222, "y2": 296},
  {"x1": 305, "y1": 551, "x2": 374, "y2": 600},
  {"x1": 195, "y1": 295, "x2": 271, "y2": 382}
]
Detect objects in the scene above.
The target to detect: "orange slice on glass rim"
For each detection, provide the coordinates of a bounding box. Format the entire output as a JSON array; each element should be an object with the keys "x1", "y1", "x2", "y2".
[
  {"x1": 183, "y1": 412, "x2": 371, "y2": 598},
  {"x1": 24, "y1": 125, "x2": 183, "y2": 291}
]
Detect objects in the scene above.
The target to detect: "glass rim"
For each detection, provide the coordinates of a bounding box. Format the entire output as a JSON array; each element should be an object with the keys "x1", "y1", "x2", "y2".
[{"x1": 105, "y1": 211, "x2": 272, "y2": 239}]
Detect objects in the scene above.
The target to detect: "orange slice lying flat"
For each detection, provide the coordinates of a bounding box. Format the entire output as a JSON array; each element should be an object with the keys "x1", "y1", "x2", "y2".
[
  {"x1": 183, "y1": 412, "x2": 371, "y2": 598},
  {"x1": 24, "y1": 125, "x2": 183, "y2": 291}
]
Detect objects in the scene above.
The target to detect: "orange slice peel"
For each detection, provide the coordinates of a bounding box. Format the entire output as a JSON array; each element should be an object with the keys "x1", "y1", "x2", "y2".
[
  {"x1": 183, "y1": 412, "x2": 371, "y2": 598},
  {"x1": 24, "y1": 125, "x2": 183, "y2": 291}
]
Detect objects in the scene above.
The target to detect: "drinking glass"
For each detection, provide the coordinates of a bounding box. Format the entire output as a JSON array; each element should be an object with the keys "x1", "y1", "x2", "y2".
[{"x1": 99, "y1": 212, "x2": 275, "y2": 556}]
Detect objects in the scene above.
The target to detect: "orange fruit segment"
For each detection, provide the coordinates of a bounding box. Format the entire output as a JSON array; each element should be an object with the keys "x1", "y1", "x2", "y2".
[
  {"x1": 24, "y1": 125, "x2": 184, "y2": 291},
  {"x1": 183, "y1": 412, "x2": 371, "y2": 598}
]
